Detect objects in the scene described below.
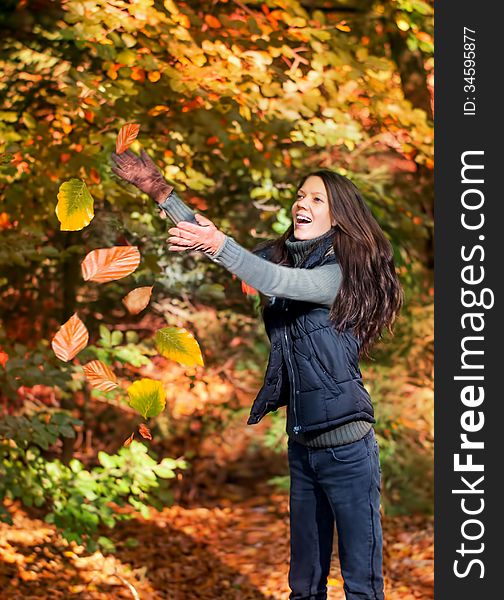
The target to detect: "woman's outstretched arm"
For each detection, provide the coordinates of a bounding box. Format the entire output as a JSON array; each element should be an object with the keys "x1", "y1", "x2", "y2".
[
  {"x1": 207, "y1": 234, "x2": 342, "y2": 307},
  {"x1": 168, "y1": 219, "x2": 342, "y2": 307},
  {"x1": 111, "y1": 148, "x2": 341, "y2": 306}
]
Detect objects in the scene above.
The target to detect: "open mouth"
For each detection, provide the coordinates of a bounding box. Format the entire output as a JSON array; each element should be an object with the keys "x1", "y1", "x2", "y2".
[{"x1": 295, "y1": 214, "x2": 312, "y2": 226}]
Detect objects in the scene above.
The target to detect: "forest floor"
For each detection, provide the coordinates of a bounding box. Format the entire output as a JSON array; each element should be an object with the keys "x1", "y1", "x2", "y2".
[{"x1": 0, "y1": 478, "x2": 433, "y2": 600}]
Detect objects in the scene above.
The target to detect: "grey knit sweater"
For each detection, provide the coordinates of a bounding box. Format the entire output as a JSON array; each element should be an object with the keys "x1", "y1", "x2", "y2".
[{"x1": 159, "y1": 191, "x2": 372, "y2": 447}]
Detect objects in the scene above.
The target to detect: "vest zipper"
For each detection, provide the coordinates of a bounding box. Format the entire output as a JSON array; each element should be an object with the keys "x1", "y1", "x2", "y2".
[{"x1": 283, "y1": 302, "x2": 301, "y2": 434}]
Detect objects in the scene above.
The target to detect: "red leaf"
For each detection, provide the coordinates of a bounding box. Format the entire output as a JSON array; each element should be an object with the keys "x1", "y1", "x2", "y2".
[{"x1": 138, "y1": 423, "x2": 153, "y2": 440}]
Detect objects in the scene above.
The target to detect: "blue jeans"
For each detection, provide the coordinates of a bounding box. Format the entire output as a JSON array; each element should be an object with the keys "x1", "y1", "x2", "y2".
[{"x1": 287, "y1": 428, "x2": 384, "y2": 600}]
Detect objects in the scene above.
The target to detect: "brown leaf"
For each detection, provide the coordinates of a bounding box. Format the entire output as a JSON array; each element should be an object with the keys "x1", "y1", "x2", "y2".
[
  {"x1": 51, "y1": 313, "x2": 89, "y2": 362},
  {"x1": 82, "y1": 360, "x2": 118, "y2": 391},
  {"x1": 138, "y1": 423, "x2": 153, "y2": 440},
  {"x1": 123, "y1": 432, "x2": 135, "y2": 447},
  {"x1": 81, "y1": 246, "x2": 141, "y2": 283},
  {"x1": 116, "y1": 123, "x2": 140, "y2": 154},
  {"x1": 122, "y1": 286, "x2": 153, "y2": 315}
]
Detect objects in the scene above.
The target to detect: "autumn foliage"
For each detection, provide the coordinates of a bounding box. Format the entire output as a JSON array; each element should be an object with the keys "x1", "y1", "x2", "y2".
[{"x1": 0, "y1": 0, "x2": 433, "y2": 596}]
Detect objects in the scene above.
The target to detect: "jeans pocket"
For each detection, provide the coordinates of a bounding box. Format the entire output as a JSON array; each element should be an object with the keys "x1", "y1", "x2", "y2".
[{"x1": 325, "y1": 438, "x2": 369, "y2": 464}]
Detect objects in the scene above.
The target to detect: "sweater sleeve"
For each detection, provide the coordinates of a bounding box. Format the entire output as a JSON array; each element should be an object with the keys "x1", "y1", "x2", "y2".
[
  {"x1": 157, "y1": 189, "x2": 198, "y2": 224},
  {"x1": 157, "y1": 190, "x2": 341, "y2": 306},
  {"x1": 208, "y1": 235, "x2": 342, "y2": 306}
]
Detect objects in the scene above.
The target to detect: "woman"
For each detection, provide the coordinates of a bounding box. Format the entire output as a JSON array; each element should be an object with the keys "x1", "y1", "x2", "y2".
[{"x1": 111, "y1": 148, "x2": 403, "y2": 600}]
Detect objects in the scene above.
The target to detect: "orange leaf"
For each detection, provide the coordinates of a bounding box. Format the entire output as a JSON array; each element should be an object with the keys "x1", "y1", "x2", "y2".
[
  {"x1": 122, "y1": 286, "x2": 153, "y2": 315},
  {"x1": 81, "y1": 246, "x2": 141, "y2": 283},
  {"x1": 242, "y1": 281, "x2": 258, "y2": 296},
  {"x1": 51, "y1": 313, "x2": 89, "y2": 362},
  {"x1": 253, "y1": 137, "x2": 264, "y2": 152},
  {"x1": 148, "y1": 105, "x2": 169, "y2": 116},
  {"x1": 0, "y1": 348, "x2": 9, "y2": 367},
  {"x1": 148, "y1": 71, "x2": 161, "y2": 83},
  {"x1": 131, "y1": 67, "x2": 145, "y2": 83},
  {"x1": 82, "y1": 360, "x2": 118, "y2": 391},
  {"x1": 116, "y1": 123, "x2": 140, "y2": 154},
  {"x1": 336, "y1": 22, "x2": 351, "y2": 32},
  {"x1": 139, "y1": 423, "x2": 152, "y2": 440},
  {"x1": 188, "y1": 196, "x2": 208, "y2": 211},
  {"x1": 89, "y1": 167, "x2": 100, "y2": 184},
  {"x1": 123, "y1": 432, "x2": 135, "y2": 447},
  {"x1": 205, "y1": 15, "x2": 221, "y2": 28}
]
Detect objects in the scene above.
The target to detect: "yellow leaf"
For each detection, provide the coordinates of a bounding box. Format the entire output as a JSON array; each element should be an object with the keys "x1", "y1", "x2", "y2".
[
  {"x1": 396, "y1": 18, "x2": 410, "y2": 31},
  {"x1": 51, "y1": 313, "x2": 89, "y2": 362},
  {"x1": 155, "y1": 327, "x2": 204, "y2": 367},
  {"x1": 122, "y1": 286, "x2": 153, "y2": 315},
  {"x1": 127, "y1": 379, "x2": 166, "y2": 419},
  {"x1": 81, "y1": 246, "x2": 141, "y2": 283},
  {"x1": 55, "y1": 179, "x2": 94, "y2": 231},
  {"x1": 82, "y1": 360, "x2": 118, "y2": 391}
]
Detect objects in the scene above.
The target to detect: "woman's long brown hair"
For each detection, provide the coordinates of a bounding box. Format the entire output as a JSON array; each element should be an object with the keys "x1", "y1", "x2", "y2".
[{"x1": 251, "y1": 169, "x2": 404, "y2": 360}]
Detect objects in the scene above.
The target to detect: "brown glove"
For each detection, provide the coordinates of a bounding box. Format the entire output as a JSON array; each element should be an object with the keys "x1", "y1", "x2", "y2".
[
  {"x1": 167, "y1": 213, "x2": 226, "y2": 256},
  {"x1": 111, "y1": 148, "x2": 173, "y2": 204}
]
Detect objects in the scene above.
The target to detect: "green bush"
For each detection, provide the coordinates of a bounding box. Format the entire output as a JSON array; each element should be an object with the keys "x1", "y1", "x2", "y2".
[{"x1": 0, "y1": 413, "x2": 188, "y2": 552}]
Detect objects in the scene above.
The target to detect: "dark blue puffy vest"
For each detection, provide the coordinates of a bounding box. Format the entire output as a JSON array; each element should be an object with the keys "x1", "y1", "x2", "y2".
[{"x1": 247, "y1": 236, "x2": 375, "y2": 434}]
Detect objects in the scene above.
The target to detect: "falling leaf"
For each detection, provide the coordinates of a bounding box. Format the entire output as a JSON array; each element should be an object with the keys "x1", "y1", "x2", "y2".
[
  {"x1": 55, "y1": 179, "x2": 94, "y2": 231},
  {"x1": 127, "y1": 378, "x2": 166, "y2": 419},
  {"x1": 81, "y1": 246, "x2": 141, "y2": 283},
  {"x1": 154, "y1": 327, "x2": 204, "y2": 367},
  {"x1": 138, "y1": 423, "x2": 153, "y2": 440},
  {"x1": 116, "y1": 123, "x2": 140, "y2": 154},
  {"x1": 241, "y1": 281, "x2": 258, "y2": 296},
  {"x1": 82, "y1": 360, "x2": 118, "y2": 391},
  {"x1": 122, "y1": 286, "x2": 153, "y2": 315},
  {"x1": 51, "y1": 313, "x2": 89, "y2": 362},
  {"x1": 123, "y1": 432, "x2": 135, "y2": 447}
]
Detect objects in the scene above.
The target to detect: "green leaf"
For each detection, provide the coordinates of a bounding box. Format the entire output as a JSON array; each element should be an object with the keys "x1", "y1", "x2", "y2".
[
  {"x1": 110, "y1": 330, "x2": 123, "y2": 347},
  {"x1": 99, "y1": 325, "x2": 112, "y2": 347}
]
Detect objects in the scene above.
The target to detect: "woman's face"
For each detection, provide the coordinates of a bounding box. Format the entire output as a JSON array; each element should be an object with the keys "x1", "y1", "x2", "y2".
[{"x1": 291, "y1": 176, "x2": 336, "y2": 240}]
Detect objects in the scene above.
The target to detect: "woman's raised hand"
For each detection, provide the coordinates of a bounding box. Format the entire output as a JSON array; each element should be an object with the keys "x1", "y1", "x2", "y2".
[
  {"x1": 167, "y1": 214, "x2": 226, "y2": 256},
  {"x1": 111, "y1": 148, "x2": 174, "y2": 204}
]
